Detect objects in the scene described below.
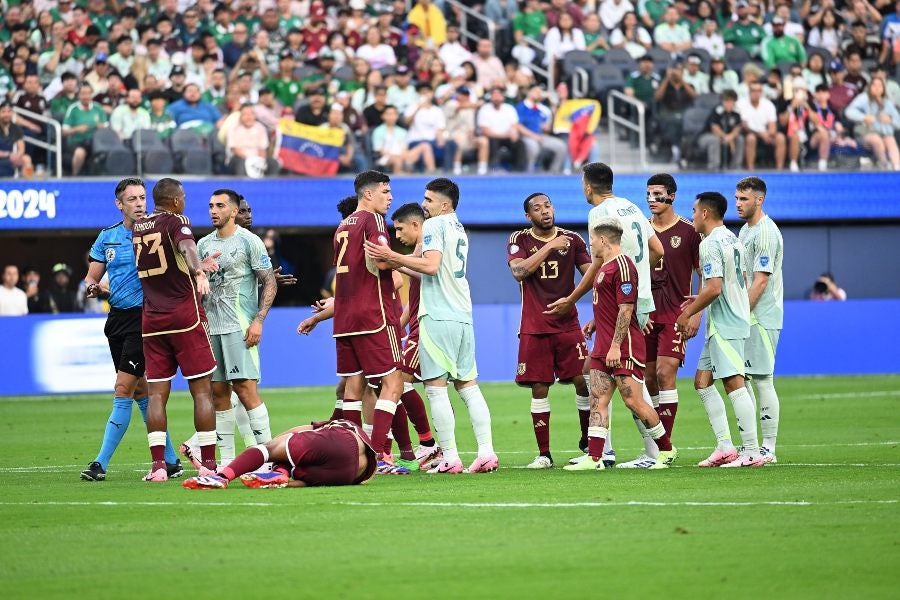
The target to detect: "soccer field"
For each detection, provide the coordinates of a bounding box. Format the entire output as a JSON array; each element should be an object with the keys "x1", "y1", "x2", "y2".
[{"x1": 1, "y1": 375, "x2": 898, "y2": 599}]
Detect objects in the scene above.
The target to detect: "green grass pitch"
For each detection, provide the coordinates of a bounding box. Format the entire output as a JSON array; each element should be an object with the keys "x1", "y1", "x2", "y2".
[{"x1": 1, "y1": 375, "x2": 898, "y2": 599}]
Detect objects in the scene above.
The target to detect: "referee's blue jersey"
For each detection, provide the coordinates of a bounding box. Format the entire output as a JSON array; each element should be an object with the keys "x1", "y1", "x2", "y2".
[{"x1": 89, "y1": 222, "x2": 143, "y2": 310}]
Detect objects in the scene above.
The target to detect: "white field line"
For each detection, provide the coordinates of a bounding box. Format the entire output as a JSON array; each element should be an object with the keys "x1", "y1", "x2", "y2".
[
  {"x1": 0, "y1": 499, "x2": 895, "y2": 509},
  {"x1": 506, "y1": 463, "x2": 900, "y2": 469}
]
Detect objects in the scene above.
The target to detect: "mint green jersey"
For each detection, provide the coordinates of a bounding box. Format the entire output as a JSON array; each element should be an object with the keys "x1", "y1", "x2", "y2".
[
  {"x1": 198, "y1": 226, "x2": 272, "y2": 335},
  {"x1": 739, "y1": 214, "x2": 784, "y2": 330},
  {"x1": 588, "y1": 196, "x2": 656, "y2": 315},
  {"x1": 700, "y1": 225, "x2": 750, "y2": 340},
  {"x1": 419, "y1": 213, "x2": 473, "y2": 324}
]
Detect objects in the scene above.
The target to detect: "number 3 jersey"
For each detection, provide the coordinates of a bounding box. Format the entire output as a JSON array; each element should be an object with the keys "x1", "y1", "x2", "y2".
[
  {"x1": 332, "y1": 209, "x2": 397, "y2": 337},
  {"x1": 588, "y1": 196, "x2": 656, "y2": 315},
  {"x1": 700, "y1": 225, "x2": 750, "y2": 340},
  {"x1": 507, "y1": 227, "x2": 591, "y2": 334},
  {"x1": 132, "y1": 211, "x2": 207, "y2": 336},
  {"x1": 419, "y1": 213, "x2": 472, "y2": 324}
]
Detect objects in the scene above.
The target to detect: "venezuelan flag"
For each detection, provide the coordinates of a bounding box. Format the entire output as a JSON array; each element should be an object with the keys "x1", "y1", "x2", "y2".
[
  {"x1": 552, "y1": 99, "x2": 602, "y2": 135},
  {"x1": 276, "y1": 118, "x2": 346, "y2": 176}
]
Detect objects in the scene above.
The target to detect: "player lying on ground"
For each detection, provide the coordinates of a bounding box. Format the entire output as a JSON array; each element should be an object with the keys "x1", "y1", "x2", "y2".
[{"x1": 182, "y1": 419, "x2": 377, "y2": 489}]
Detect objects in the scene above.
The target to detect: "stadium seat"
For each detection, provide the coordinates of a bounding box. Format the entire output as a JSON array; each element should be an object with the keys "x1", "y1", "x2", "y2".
[
  {"x1": 688, "y1": 48, "x2": 712, "y2": 71},
  {"x1": 695, "y1": 92, "x2": 721, "y2": 109},
  {"x1": 334, "y1": 64, "x2": 354, "y2": 82},
  {"x1": 131, "y1": 129, "x2": 173, "y2": 175},
  {"x1": 590, "y1": 64, "x2": 626, "y2": 107},
  {"x1": 805, "y1": 45, "x2": 833, "y2": 61},
  {"x1": 647, "y1": 47, "x2": 672, "y2": 73},
  {"x1": 562, "y1": 50, "x2": 600, "y2": 77},
  {"x1": 170, "y1": 129, "x2": 212, "y2": 175},
  {"x1": 379, "y1": 66, "x2": 395, "y2": 78},
  {"x1": 602, "y1": 48, "x2": 638, "y2": 76},
  {"x1": 777, "y1": 61, "x2": 796, "y2": 77},
  {"x1": 725, "y1": 46, "x2": 752, "y2": 73},
  {"x1": 90, "y1": 128, "x2": 136, "y2": 176},
  {"x1": 293, "y1": 65, "x2": 321, "y2": 81},
  {"x1": 680, "y1": 106, "x2": 714, "y2": 166}
]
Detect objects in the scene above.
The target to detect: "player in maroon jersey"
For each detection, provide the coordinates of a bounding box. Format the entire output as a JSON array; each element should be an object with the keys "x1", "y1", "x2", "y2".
[
  {"x1": 507, "y1": 193, "x2": 592, "y2": 469},
  {"x1": 564, "y1": 217, "x2": 676, "y2": 471},
  {"x1": 182, "y1": 419, "x2": 377, "y2": 489},
  {"x1": 332, "y1": 171, "x2": 404, "y2": 467},
  {"x1": 134, "y1": 178, "x2": 218, "y2": 482},
  {"x1": 643, "y1": 174, "x2": 702, "y2": 448}
]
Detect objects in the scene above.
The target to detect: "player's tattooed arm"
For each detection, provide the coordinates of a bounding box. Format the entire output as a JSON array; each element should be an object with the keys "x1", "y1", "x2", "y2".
[
  {"x1": 612, "y1": 303, "x2": 633, "y2": 346},
  {"x1": 509, "y1": 236, "x2": 569, "y2": 281},
  {"x1": 254, "y1": 268, "x2": 277, "y2": 323}
]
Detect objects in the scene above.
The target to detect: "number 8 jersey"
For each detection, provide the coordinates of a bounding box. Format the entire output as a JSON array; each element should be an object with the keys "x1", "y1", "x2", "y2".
[
  {"x1": 699, "y1": 225, "x2": 750, "y2": 340},
  {"x1": 419, "y1": 213, "x2": 473, "y2": 325},
  {"x1": 588, "y1": 197, "x2": 656, "y2": 315},
  {"x1": 132, "y1": 211, "x2": 207, "y2": 336},
  {"x1": 332, "y1": 209, "x2": 397, "y2": 336}
]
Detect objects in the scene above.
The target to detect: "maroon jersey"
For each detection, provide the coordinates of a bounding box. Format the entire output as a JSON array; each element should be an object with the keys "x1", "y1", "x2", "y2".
[
  {"x1": 133, "y1": 211, "x2": 206, "y2": 336},
  {"x1": 590, "y1": 254, "x2": 645, "y2": 365},
  {"x1": 332, "y1": 210, "x2": 396, "y2": 336},
  {"x1": 649, "y1": 216, "x2": 701, "y2": 324},
  {"x1": 406, "y1": 275, "x2": 421, "y2": 338},
  {"x1": 507, "y1": 227, "x2": 591, "y2": 334}
]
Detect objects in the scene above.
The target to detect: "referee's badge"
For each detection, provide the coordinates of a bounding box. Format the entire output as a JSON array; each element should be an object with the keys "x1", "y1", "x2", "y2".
[
  {"x1": 105, "y1": 248, "x2": 116, "y2": 262},
  {"x1": 517, "y1": 362, "x2": 527, "y2": 376},
  {"x1": 670, "y1": 236, "x2": 682, "y2": 249}
]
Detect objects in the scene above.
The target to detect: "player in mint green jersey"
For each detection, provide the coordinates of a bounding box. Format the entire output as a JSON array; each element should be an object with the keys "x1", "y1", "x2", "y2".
[
  {"x1": 735, "y1": 176, "x2": 783, "y2": 464},
  {"x1": 365, "y1": 178, "x2": 497, "y2": 475},
  {"x1": 677, "y1": 192, "x2": 763, "y2": 468},
  {"x1": 547, "y1": 162, "x2": 665, "y2": 468}
]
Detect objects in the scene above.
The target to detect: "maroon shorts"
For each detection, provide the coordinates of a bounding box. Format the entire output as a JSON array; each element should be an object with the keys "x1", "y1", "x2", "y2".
[
  {"x1": 335, "y1": 325, "x2": 402, "y2": 379},
  {"x1": 516, "y1": 329, "x2": 588, "y2": 385},
  {"x1": 399, "y1": 335, "x2": 422, "y2": 379},
  {"x1": 286, "y1": 425, "x2": 375, "y2": 486},
  {"x1": 589, "y1": 356, "x2": 645, "y2": 382},
  {"x1": 143, "y1": 322, "x2": 216, "y2": 382},
  {"x1": 645, "y1": 321, "x2": 686, "y2": 363}
]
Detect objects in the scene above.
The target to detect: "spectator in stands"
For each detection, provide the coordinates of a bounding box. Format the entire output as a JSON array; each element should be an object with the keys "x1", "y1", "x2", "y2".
[
  {"x1": 407, "y1": 0, "x2": 448, "y2": 49},
  {"x1": 694, "y1": 18, "x2": 725, "y2": 59},
  {"x1": 803, "y1": 53, "x2": 829, "y2": 91},
  {"x1": 625, "y1": 55, "x2": 660, "y2": 107},
  {"x1": 738, "y1": 62, "x2": 765, "y2": 99},
  {"x1": 600, "y1": 0, "x2": 635, "y2": 31},
  {"x1": 363, "y1": 86, "x2": 390, "y2": 129},
  {"x1": 654, "y1": 7, "x2": 693, "y2": 57},
  {"x1": 439, "y1": 25, "x2": 473, "y2": 73},
  {"x1": 62, "y1": 83, "x2": 108, "y2": 176},
  {"x1": 295, "y1": 87, "x2": 329, "y2": 126},
  {"x1": 809, "y1": 84, "x2": 856, "y2": 171},
  {"x1": 22, "y1": 267, "x2": 52, "y2": 314},
  {"x1": 654, "y1": 60, "x2": 697, "y2": 163},
  {"x1": 405, "y1": 83, "x2": 455, "y2": 172},
  {"x1": 784, "y1": 78, "x2": 812, "y2": 172},
  {"x1": 387, "y1": 65, "x2": 418, "y2": 115},
  {"x1": 478, "y1": 86, "x2": 526, "y2": 172},
  {"x1": 872, "y1": 64, "x2": 900, "y2": 106},
  {"x1": 610, "y1": 11, "x2": 653, "y2": 60},
  {"x1": 582, "y1": 13, "x2": 610, "y2": 59},
  {"x1": 472, "y1": 39, "x2": 507, "y2": 90},
  {"x1": 546, "y1": 0, "x2": 584, "y2": 29},
  {"x1": 49, "y1": 263, "x2": 78, "y2": 314},
  {"x1": 698, "y1": 89, "x2": 744, "y2": 170},
  {"x1": 222, "y1": 23, "x2": 251, "y2": 69},
  {"x1": 372, "y1": 104, "x2": 435, "y2": 173},
  {"x1": 808, "y1": 273, "x2": 847, "y2": 301},
  {"x1": 94, "y1": 71, "x2": 127, "y2": 115},
  {"x1": 326, "y1": 31, "x2": 355, "y2": 71},
  {"x1": 683, "y1": 54, "x2": 710, "y2": 94},
  {"x1": 843, "y1": 20, "x2": 881, "y2": 62},
  {"x1": 325, "y1": 103, "x2": 366, "y2": 173},
  {"x1": 336, "y1": 7, "x2": 365, "y2": 52},
  {"x1": 843, "y1": 50, "x2": 870, "y2": 95},
  {"x1": 352, "y1": 70, "x2": 384, "y2": 114},
  {"x1": 442, "y1": 87, "x2": 488, "y2": 175},
  {"x1": 227, "y1": 104, "x2": 277, "y2": 176},
  {"x1": 147, "y1": 90, "x2": 175, "y2": 139},
  {"x1": 201, "y1": 69, "x2": 228, "y2": 112},
  {"x1": 231, "y1": 71, "x2": 259, "y2": 105},
  {"x1": 514, "y1": 0, "x2": 548, "y2": 44},
  {"x1": 267, "y1": 50, "x2": 302, "y2": 109},
  {"x1": 110, "y1": 88, "x2": 149, "y2": 141},
  {"x1": 108, "y1": 35, "x2": 135, "y2": 77},
  {"x1": 761, "y1": 16, "x2": 807, "y2": 68},
  {"x1": 167, "y1": 83, "x2": 222, "y2": 136},
  {"x1": 38, "y1": 39, "x2": 80, "y2": 88},
  {"x1": 83, "y1": 54, "x2": 113, "y2": 97},
  {"x1": 764, "y1": 3, "x2": 806, "y2": 42},
  {"x1": 845, "y1": 75, "x2": 900, "y2": 170},
  {"x1": 543, "y1": 12, "x2": 586, "y2": 67},
  {"x1": 638, "y1": 0, "x2": 669, "y2": 30},
  {"x1": 254, "y1": 88, "x2": 282, "y2": 133},
  {"x1": 828, "y1": 60, "x2": 858, "y2": 115},
  {"x1": 724, "y1": 0, "x2": 766, "y2": 57},
  {"x1": 485, "y1": 0, "x2": 518, "y2": 55},
  {"x1": 806, "y1": 8, "x2": 843, "y2": 57},
  {"x1": 516, "y1": 84, "x2": 568, "y2": 173},
  {"x1": 163, "y1": 66, "x2": 188, "y2": 103},
  {"x1": 0, "y1": 102, "x2": 32, "y2": 179},
  {"x1": 0, "y1": 265, "x2": 28, "y2": 316},
  {"x1": 739, "y1": 81, "x2": 787, "y2": 170},
  {"x1": 844, "y1": 0, "x2": 883, "y2": 38},
  {"x1": 145, "y1": 39, "x2": 173, "y2": 85},
  {"x1": 14, "y1": 75, "x2": 48, "y2": 148},
  {"x1": 356, "y1": 28, "x2": 397, "y2": 71}
]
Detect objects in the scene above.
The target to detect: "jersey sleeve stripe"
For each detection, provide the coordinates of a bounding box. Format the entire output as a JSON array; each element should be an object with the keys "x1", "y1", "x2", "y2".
[{"x1": 375, "y1": 213, "x2": 386, "y2": 233}]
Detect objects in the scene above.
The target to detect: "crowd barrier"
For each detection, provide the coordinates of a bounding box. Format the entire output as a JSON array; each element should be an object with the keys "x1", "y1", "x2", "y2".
[
  {"x1": 0, "y1": 299, "x2": 896, "y2": 396},
  {"x1": 2, "y1": 173, "x2": 899, "y2": 230}
]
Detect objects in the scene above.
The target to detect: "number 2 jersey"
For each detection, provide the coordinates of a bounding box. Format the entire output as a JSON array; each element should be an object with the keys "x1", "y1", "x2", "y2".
[
  {"x1": 132, "y1": 211, "x2": 207, "y2": 336},
  {"x1": 649, "y1": 216, "x2": 701, "y2": 324},
  {"x1": 507, "y1": 227, "x2": 591, "y2": 335},
  {"x1": 332, "y1": 209, "x2": 397, "y2": 337}
]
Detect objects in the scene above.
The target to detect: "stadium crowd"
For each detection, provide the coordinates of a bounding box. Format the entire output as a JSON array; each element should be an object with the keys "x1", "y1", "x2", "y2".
[{"x1": 1, "y1": 0, "x2": 900, "y2": 178}]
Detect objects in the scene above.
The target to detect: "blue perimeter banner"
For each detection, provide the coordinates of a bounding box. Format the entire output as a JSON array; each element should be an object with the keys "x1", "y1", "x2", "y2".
[
  {"x1": 0, "y1": 299, "x2": 897, "y2": 396},
  {"x1": 1, "y1": 172, "x2": 898, "y2": 230}
]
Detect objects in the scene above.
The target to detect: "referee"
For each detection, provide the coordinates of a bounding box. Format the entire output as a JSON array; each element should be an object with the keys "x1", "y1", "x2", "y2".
[{"x1": 80, "y1": 178, "x2": 182, "y2": 481}]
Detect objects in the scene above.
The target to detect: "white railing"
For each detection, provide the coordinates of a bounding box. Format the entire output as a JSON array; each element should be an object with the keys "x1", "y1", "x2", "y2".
[
  {"x1": 607, "y1": 90, "x2": 648, "y2": 171},
  {"x1": 443, "y1": 0, "x2": 496, "y2": 49},
  {"x1": 12, "y1": 106, "x2": 62, "y2": 178}
]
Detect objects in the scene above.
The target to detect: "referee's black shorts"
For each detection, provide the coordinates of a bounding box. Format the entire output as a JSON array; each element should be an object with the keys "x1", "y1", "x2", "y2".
[{"x1": 105, "y1": 307, "x2": 145, "y2": 377}]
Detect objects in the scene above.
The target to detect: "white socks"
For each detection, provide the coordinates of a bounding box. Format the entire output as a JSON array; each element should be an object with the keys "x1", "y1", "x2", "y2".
[
  {"x1": 658, "y1": 389, "x2": 678, "y2": 407},
  {"x1": 728, "y1": 386, "x2": 760, "y2": 454},
  {"x1": 459, "y1": 385, "x2": 494, "y2": 457},
  {"x1": 231, "y1": 392, "x2": 255, "y2": 447},
  {"x1": 216, "y1": 408, "x2": 236, "y2": 463},
  {"x1": 247, "y1": 404, "x2": 272, "y2": 444},
  {"x1": 426, "y1": 386, "x2": 458, "y2": 463},
  {"x1": 530, "y1": 397, "x2": 551, "y2": 413},
  {"x1": 634, "y1": 383, "x2": 658, "y2": 458},
  {"x1": 754, "y1": 375, "x2": 780, "y2": 452},
  {"x1": 698, "y1": 385, "x2": 734, "y2": 452}
]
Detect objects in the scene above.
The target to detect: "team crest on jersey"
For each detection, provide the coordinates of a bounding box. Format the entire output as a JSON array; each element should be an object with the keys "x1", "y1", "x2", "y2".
[
  {"x1": 509, "y1": 244, "x2": 519, "y2": 254},
  {"x1": 180, "y1": 226, "x2": 192, "y2": 236},
  {"x1": 620, "y1": 282, "x2": 633, "y2": 295},
  {"x1": 377, "y1": 235, "x2": 388, "y2": 246},
  {"x1": 105, "y1": 248, "x2": 116, "y2": 262},
  {"x1": 670, "y1": 236, "x2": 681, "y2": 249},
  {"x1": 424, "y1": 235, "x2": 432, "y2": 245},
  {"x1": 596, "y1": 272, "x2": 605, "y2": 285},
  {"x1": 517, "y1": 362, "x2": 526, "y2": 376},
  {"x1": 703, "y1": 263, "x2": 712, "y2": 275},
  {"x1": 760, "y1": 256, "x2": 769, "y2": 267}
]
